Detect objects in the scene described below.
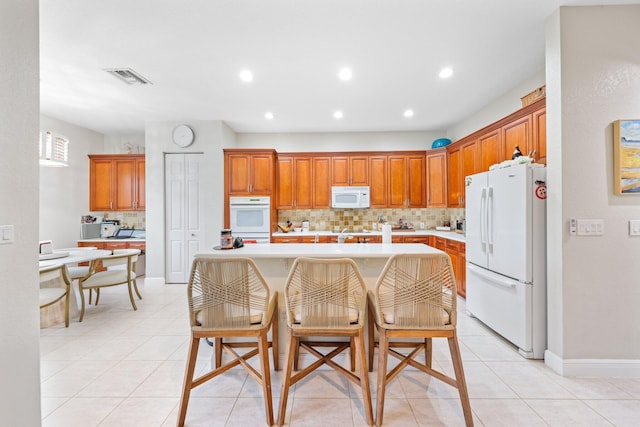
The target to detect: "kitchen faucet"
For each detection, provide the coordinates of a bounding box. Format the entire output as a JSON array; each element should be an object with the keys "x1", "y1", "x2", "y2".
[{"x1": 337, "y1": 228, "x2": 353, "y2": 244}]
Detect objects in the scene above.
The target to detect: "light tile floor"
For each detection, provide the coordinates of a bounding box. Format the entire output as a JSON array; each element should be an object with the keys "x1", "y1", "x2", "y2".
[{"x1": 40, "y1": 279, "x2": 640, "y2": 426}]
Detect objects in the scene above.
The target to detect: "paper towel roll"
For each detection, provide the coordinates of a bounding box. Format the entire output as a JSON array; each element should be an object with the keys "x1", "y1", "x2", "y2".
[{"x1": 382, "y1": 224, "x2": 392, "y2": 244}]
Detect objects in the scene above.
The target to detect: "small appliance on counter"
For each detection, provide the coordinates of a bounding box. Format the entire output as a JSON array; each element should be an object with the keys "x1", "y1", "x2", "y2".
[
  {"x1": 81, "y1": 223, "x2": 102, "y2": 239},
  {"x1": 100, "y1": 221, "x2": 118, "y2": 238}
]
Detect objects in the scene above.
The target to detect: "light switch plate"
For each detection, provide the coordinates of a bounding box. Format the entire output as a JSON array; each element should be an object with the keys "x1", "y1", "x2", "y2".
[
  {"x1": 0, "y1": 225, "x2": 14, "y2": 245},
  {"x1": 576, "y1": 219, "x2": 604, "y2": 236},
  {"x1": 630, "y1": 220, "x2": 640, "y2": 236}
]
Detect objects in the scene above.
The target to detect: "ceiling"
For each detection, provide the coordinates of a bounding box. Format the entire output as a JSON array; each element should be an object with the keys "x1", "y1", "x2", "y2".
[{"x1": 38, "y1": 0, "x2": 635, "y2": 136}]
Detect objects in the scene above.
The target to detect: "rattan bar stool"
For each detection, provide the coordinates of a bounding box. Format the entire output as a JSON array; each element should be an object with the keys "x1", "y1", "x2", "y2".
[
  {"x1": 277, "y1": 257, "x2": 374, "y2": 426},
  {"x1": 177, "y1": 256, "x2": 279, "y2": 426},
  {"x1": 367, "y1": 253, "x2": 474, "y2": 426}
]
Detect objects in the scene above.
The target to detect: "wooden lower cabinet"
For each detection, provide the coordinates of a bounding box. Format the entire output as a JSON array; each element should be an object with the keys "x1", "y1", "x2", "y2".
[{"x1": 429, "y1": 236, "x2": 466, "y2": 297}]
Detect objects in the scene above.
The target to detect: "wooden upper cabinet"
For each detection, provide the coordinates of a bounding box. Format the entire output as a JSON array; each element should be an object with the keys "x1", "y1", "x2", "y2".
[
  {"x1": 532, "y1": 107, "x2": 547, "y2": 164},
  {"x1": 426, "y1": 149, "x2": 447, "y2": 208},
  {"x1": 447, "y1": 146, "x2": 462, "y2": 207},
  {"x1": 90, "y1": 157, "x2": 115, "y2": 211},
  {"x1": 293, "y1": 157, "x2": 313, "y2": 209},
  {"x1": 331, "y1": 155, "x2": 368, "y2": 186},
  {"x1": 479, "y1": 129, "x2": 501, "y2": 172},
  {"x1": 89, "y1": 154, "x2": 145, "y2": 212},
  {"x1": 225, "y1": 149, "x2": 275, "y2": 195},
  {"x1": 276, "y1": 156, "x2": 294, "y2": 208},
  {"x1": 502, "y1": 115, "x2": 532, "y2": 162},
  {"x1": 136, "y1": 158, "x2": 145, "y2": 210},
  {"x1": 388, "y1": 155, "x2": 407, "y2": 207},
  {"x1": 388, "y1": 153, "x2": 426, "y2": 208},
  {"x1": 369, "y1": 155, "x2": 388, "y2": 208},
  {"x1": 407, "y1": 155, "x2": 426, "y2": 207},
  {"x1": 277, "y1": 154, "x2": 330, "y2": 209},
  {"x1": 312, "y1": 156, "x2": 332, "y2": 209},
  {"x1": 113, "y1": 158, "x2": 136, "y2": 210}
]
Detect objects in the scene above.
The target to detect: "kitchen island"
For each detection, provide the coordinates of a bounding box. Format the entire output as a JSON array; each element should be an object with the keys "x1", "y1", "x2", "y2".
[{"x1": 196, "y1": 243, "x2": 445, "y2": 351}]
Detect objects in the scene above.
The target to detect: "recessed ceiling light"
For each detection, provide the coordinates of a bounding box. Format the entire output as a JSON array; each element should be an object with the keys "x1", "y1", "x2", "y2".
[
  {"x1": 404, "y1": 109, "x2": 414, "y2": 118},
  {"x1": 239, "y1": 69, "x2": 253, "y2": 82},
  {"x1": 439, "y1": 67, "x2": 453, "y2": 79},
  {"x1": 333, "y1": 110, "x2": 344, "y2": 119},
  {"x1": 264, "y1": 112, "x2": 274, "y2": 120},
  {"x1": 338, "y1": 68, "x2": 352, "y2": 81}
]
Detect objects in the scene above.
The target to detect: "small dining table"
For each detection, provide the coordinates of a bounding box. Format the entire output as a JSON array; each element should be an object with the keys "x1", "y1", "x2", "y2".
[{"x1": 39, "y1": 248, "x2": 112, "y2": 327}]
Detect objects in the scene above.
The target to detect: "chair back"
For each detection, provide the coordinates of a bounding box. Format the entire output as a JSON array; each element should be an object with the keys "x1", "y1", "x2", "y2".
[
  {"x1": 39, "y1": 264, "x2": 70, "y2": 308},
  {"x1": 187, "y1": 256, "x2": 270, "y2": 329},
  {"x1": 285, "y1": 257, "x2": 366, "y2": 328},
  {"x1": 40, "y1": 264, "x2": 68, "y2": 284},
  {"x1": 374, "y1": 253, "x2": 457, "y2": 329},
  {"x1": 104, "y1": 248, "x2": 139, "y2": 268}
]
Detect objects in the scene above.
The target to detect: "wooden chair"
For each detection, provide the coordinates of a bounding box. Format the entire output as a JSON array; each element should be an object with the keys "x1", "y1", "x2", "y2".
[
  {"x1": 278, "y1": 257, "x2": 374, "y2": 426},
  {"x1": 177, "y1": 256, "x2": 279, "y2": 427},
  {"x1": 367, "y1": 253, "x2": 473, "y2": 426},
  {"x1": 77, "y1": 248, "x2": 140, "y2": 321},
  {"x1": 39, "y1": 264, "x2": 71, "y2": 327}
]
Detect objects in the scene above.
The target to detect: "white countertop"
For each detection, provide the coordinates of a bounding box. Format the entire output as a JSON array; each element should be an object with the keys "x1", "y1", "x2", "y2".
[
  {"x1": 272, "y1": 229, "x2": 466, "y2": 243},
  {"x1": 198, "y1": 243, "x2": 444, "y2": 258},
  {"x1": 78, "y1": 238, "x2": 146, "y2": 243}
]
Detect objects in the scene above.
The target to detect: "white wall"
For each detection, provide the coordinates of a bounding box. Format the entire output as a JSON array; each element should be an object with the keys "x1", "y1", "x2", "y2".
[
  {"x1": 545, "y1": 5, "x2": 640, "y2": 376},
  {"x1": 39, "y1": 115, "x2": 105, "y2": 248},
  {"x1": 447, "y1": 70, "x2": 546, "y2": 142},
  {"x1": 144, "y1": 120, "x2": 236, "y2": 282},
  {"x1": 0, "y1": 1, "x2": 42, "y2": 424},
  {"x1": 236, "y1": 130, "x2": 444, "y2": 152},
  {"x1": 103, "y1": 133, "x2": 145, "y2": 154}
]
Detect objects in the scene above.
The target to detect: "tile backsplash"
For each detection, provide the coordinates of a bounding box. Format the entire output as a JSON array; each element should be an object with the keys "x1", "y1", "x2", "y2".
[
  {"x1": 99, "y1": 211, "x2": 146, "y2": 229},
  {"x1": 278, "y1": 208, "x2": 465, "y2": 232}
]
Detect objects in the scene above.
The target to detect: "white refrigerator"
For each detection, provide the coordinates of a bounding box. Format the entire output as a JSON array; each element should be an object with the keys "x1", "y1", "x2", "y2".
[{"x1": 465, "y1": 163, "x2": 547, "y2": 359}]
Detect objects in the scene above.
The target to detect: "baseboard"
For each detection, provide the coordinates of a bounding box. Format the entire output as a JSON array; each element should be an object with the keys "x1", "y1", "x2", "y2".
[{"x1": 545, "y1": 350, "x2": 640, "y2": 377}]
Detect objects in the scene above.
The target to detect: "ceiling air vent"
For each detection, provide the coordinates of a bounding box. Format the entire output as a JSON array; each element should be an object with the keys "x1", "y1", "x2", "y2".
[{"x1": 104, "y1": 68, "x2": 152, "y2": 85}]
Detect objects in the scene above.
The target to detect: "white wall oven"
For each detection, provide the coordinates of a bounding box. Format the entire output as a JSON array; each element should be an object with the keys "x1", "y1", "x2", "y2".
[{"x1": 229, "y1": 196, "x2": 271, "y2": 243}]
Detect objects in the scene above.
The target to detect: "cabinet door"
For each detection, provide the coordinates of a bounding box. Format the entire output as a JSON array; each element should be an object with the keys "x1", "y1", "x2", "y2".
[
  {"x1": 502, "y1": 115, "x2": 531, "y2": 162},
  {"x1": 293, "y1": 157, "x2": 312, "y2": 209},
  {"x1": 90, "y1": 158, "x2": 114, "y2": 211},
  {"x1": 460, "y1": 140, "x2": 478, "y2": 206},
  {"x1": 406, "y1": 154, "x2": 426, "y2": 207},
  {"x1": 135, "y1": 158, "x2": 145, "y2": 210},
  {"x1": 227, "y1": 154, "x2": 251, "y2": 194},
  {"x1": 479, "y1": 129, "x2": 501, "y2": 172},
  {"x1": 532, "y1": 107, "x2": 547, "y2": 164},
  {"x1": 426, "y1": 151, "x2": 446, "y2": 208},
  {"x1": 447, "y1": 146, "x2": 461, "y2": 207},
  {"x1": 331, "y1": 156, "x2": 350, "y2": 186},
  {"x1": 277, "y1": 157, "x2": 294, "y2": 209},
  {"x1": 113, "y1": 159, "x2": 136, "y2": 211},
  {"x1": 350, "y1": 156, "x2": 369, "y2": 186},
  {"x1": 387, "y1": 155, "x2": 407, "y2": 207},
  {"x1": 369, "y1": 155, "x2": 387, "y2": 208},
  {"x1": 313, "y1": 157, "x2": 332, "y2": 208},
  {"x1": 251, "y1": 154, "x2": 273, "y2": 194},
  {"x1": 272, "y1": 236, "x2": 300, "y2": 243},
  {"x1": 331, "y1": 155, "x2": 368, "y2": 186}
]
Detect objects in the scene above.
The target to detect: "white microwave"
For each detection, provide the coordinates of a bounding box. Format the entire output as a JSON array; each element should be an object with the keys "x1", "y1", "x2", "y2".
[{"x1": 331, "y1": 186, "x2": 370, "y2": 209}]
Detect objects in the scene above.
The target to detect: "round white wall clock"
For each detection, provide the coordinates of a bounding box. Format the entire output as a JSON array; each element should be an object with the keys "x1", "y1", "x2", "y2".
[{"x1": 172, "y1": 124, "x2": 194, "y2": 147}]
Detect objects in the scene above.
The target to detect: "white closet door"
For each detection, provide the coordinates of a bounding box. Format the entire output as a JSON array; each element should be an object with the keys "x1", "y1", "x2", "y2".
[{"x1": 165, "y1": 153, "x2": 204, "y2": 283}]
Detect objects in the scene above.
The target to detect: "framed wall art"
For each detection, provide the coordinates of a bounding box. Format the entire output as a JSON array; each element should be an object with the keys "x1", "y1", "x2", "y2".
[{"x1": 613, "y1": 119, "x2": 640, "y2": 194}]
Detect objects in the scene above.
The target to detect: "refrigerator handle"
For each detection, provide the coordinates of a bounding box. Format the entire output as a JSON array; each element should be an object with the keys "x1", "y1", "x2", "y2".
[
  {"x1": 480, "y1": 187, "x2": 487, "y2": 250},
  {"x1": 487, "y1": 186, "x2": 494, "y2": 249},
  {"x1": 468, "y1": 264, "x2": 517, "y2": 289}
]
